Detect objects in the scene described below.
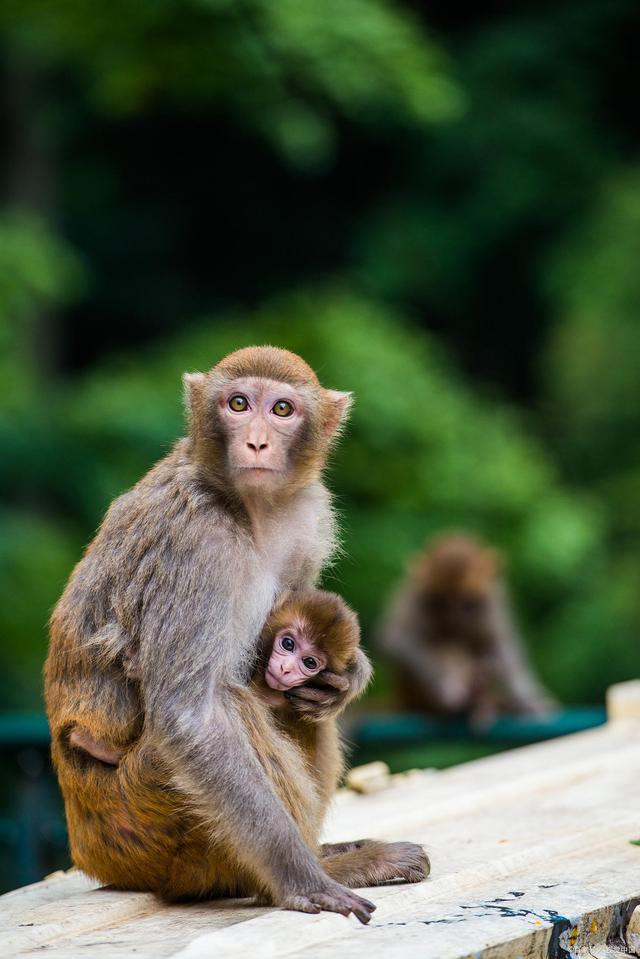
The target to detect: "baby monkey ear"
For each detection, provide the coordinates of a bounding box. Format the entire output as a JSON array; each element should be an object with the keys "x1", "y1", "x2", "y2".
[{"x1": 323, "y1": 390, "x2": 353, "y2": 439}]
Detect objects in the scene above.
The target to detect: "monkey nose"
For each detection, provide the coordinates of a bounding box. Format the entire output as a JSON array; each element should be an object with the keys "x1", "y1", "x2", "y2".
[{"x1": 246, "y1": 441, "x2": 268, "y2": 452}]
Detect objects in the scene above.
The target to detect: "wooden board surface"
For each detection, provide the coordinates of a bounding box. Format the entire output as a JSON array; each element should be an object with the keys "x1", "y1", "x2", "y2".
[{"x1": 2, "y1": 690, "x2": 640, "y2": 958}]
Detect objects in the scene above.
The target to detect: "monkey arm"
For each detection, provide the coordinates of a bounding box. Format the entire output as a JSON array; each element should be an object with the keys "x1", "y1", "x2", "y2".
[
  {"x1": 376, "y1": 591, "x2": 449, "y2": 709},
  {"x1": 488, "y1": 583, "x2": 557, "y2": 714},
  {"x1": 388, "y1": 636, "x2": 454, "y2": 707}
]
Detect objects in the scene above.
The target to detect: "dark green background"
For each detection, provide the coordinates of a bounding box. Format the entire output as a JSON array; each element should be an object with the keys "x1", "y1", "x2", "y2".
[{"x1": 1, "y1": 0, "x2": 639, "y2": 716}]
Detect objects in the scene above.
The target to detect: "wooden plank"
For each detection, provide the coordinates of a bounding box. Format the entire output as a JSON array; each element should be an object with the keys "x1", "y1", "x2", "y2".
[
  {"x1": 607, "y1": 679, "x2": 640, "y2": 720},
  {"x1": 2, "y1": 888, "x2": 160, "y2": 956},
  {"x1": 2, "y1": 688, "x2": 639, "y2": 959},
  {"x1": 323, "y1": 721, "x2": 640, "y2": 844},
  {"x1": 174, "y1": 843, "x2": 640, "y2": 959},
  {"x1": 0, "y1": 869, "x2": 98, "y2": 917},
  {"x1": 13, "y1": 900, "x2": 267, "y2": 959}
]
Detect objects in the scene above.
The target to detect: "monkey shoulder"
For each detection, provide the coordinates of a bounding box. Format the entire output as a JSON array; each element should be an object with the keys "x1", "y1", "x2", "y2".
[{"x1": 52, "y1": 449, "x2": 226, "y2": 620}]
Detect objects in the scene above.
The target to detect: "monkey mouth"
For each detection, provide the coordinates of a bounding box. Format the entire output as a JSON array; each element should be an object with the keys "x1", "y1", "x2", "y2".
[
  {"x1": 234, "y1": 466, "x2": 280, "y2": 475},
  {"x1": 265, "y1": 668, "x2": 290, "y2": 691}
]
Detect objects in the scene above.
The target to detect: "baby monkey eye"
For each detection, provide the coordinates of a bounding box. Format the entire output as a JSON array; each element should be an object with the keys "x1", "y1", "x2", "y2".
[
  {"x1": 228, "y1": 395, "x2": 249, "y2": 412},
  {"x1": 302, "y1": 656, "x2": 318, "y2": 671},
  {"x1": 281, "y1": 636, "x2": 295, "y2": 651},
  {"x1": 272, "y1": 400, "x2": 294, "y2": 417}
]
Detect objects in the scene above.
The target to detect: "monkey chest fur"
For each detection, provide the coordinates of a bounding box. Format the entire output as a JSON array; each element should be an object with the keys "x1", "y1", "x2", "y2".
[{"x1": 245, "y1": 484, "x2": 335, "y2": 591}]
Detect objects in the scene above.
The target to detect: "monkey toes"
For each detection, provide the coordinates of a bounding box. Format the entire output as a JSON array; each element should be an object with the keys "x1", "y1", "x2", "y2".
[
  {"x1": 382, "y1": 841, "x2": 431, "y2": 883},
  {"x1": 280, "y1": 884, "x2": 376, "y2": 925},
  {"x1": 322, "y1": 839, "x2": 430, "y2": 888}
]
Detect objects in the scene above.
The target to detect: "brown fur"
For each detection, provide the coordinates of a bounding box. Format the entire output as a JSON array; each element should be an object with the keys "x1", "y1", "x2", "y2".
[
  {"x1": 45, "y1": 346, "x2": 428, "y2": 923},
  {"x1": 378, "y1": 533, "x2": 555, "y2": 725}
]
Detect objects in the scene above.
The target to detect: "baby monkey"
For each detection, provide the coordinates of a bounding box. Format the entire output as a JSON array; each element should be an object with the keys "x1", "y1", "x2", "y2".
[{"x1": 254, "y1": 590, "x2": 362, "y2": 718}]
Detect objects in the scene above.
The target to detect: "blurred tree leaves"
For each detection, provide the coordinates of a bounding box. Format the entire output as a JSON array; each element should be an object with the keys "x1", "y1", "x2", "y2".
[
  {"x1": 544, "y1": 169, "x2": 640, "y2": 491},
  {"x1": 0, "y1": 215, "x2": 85, "y2": 708},
  {"x1": 355, "y1": 3, "x2": 631, "y2": 392},
  {"x1": 0, "y1": 0, "x2": 639, "y2": 713},
  {"x1": 5, "y1": 285, "x2": 613, "y2": 705},
  {"x1": 0, "y1": 510, "x2": 80, "y2": 708},
  {"x1": 0, "y1": 212, "x2": 84, "y2": 414},
  {"x1": 0, "y1": 0, "x2": 461, "y2": 168}
]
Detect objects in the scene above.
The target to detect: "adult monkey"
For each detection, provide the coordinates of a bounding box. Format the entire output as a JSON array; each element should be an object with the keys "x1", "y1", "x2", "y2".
[{"x1": 45, "y1": 346, "x2": 428, "y2": 923}]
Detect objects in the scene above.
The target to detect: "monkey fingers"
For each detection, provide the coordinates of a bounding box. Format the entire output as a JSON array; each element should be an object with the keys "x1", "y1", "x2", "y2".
[
  {"x1": 285, "y1": 671, "x2": 351, "y2": 719},
  {"x1": 319, "y1": 671, "x2": 350, "y2": 692},
  {"x1": 321, "y1": 841, "x2": 364, "y2": 856},
  {"x1": 288, "y1": 687, "x2": 337, "y2": 704},
  {"x1": 280, "y1": 886, "x2": 376, "y2": 925},
  {"x1": 284, "y1": 686, "x2": 342, "y2": 720}
]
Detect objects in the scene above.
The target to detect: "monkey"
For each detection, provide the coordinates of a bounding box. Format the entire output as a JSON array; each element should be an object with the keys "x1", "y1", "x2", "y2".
[
  {"x1": 255, "y1": 588, "x2": 371, "y2": 824},
  {"x1": 66, "y1": 589, "x2": 428, "y2": 890},
  {"x1": 45, "y1": 346, "x2": 429, "y2": 924},
  {"x1": 377, "y1": 533, "x2": 556, "y2": 727}
]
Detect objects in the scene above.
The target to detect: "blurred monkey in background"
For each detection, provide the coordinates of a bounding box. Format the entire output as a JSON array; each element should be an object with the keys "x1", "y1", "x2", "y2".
[{"x1": 377, "y1": 533, "x2": 555, "y2": 727}]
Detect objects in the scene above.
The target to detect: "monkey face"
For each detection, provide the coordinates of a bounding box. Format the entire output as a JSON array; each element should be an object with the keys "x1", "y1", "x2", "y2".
[
  {"x1": 185, "y1": 347, "x2": 352, "y2": 495},
  {"x1": 425, "y1": 590, "x2": 488, "y2": 638},
  {"x1": 217, "y1": 376, "x2": 310, "y2": 489},
  {"x1": 264, "y1": 626, "x2": 327, "y2": 691}
]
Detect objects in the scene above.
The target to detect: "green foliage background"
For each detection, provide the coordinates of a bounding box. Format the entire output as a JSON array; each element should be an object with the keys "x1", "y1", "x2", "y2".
[{"x1": 0, "y1": 0, "x2": 639, "y2": 710}]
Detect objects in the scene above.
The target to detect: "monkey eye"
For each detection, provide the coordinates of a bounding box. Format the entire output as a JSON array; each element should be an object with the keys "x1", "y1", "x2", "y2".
[
  {"x1": 228, "y1": 394, "x2": 249, "y2": 412},
  {"x1": 302, "y1": 656, "x2": 318, "y2": 671},
  {"x1": 281, "y1": 636, "x2": 295, "y2": 652},
  {"x1": 272, "y1": 400, "x2": 294, "y2": 417}
]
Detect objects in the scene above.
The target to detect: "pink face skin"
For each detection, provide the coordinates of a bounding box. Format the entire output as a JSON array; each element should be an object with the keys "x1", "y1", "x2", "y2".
[
  {"x1": 265, "y1": 626, "x2": 327, "y2": 692},
  {"x1": 220, "y1": 376, "x2": 308, "y2": 489}
]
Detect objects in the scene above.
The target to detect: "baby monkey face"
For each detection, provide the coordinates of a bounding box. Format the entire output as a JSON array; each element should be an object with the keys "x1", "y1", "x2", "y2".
[{"x1": 265, "y1": 627, "x2": 327, "y2": 691}]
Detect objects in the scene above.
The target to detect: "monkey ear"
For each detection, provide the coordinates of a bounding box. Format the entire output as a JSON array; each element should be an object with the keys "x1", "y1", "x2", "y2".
[
  {"x1": 323, "y1": 390, "x2": 353, "y2": 439},
  {"x1": 183, "y1": 372, "x2": 206, "y2": 410}
]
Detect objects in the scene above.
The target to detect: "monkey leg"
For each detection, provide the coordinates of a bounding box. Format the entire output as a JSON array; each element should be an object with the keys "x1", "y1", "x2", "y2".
[
  {"x1": 57, "y1": 735, "x2": 272, "y2": 899},
  {"x1": 321, "y1": 839, "x2": 430, "y2": 887},
  {"x1": 53, "y1": 734, "x2": 219, "y2": 898},
  {"x1": 55, "y1": 696, "x2": 324, "y2": 901}
]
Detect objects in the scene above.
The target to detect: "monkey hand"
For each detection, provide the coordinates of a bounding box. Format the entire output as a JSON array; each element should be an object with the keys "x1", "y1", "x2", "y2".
[
  {"x1": 284, "y1": 671, "x2": 351, "y2": 721},
  {"x1": 285, "y1": 648, "x2": 372, "y2": 721},
  {"x1": 279, "y1": 877, "x2": 376, "y2": 924}
]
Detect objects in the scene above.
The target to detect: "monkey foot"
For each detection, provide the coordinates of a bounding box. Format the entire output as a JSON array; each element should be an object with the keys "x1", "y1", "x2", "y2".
[
  {"x1": 322, "y1": 838, "x2": 430, "y2": 888},
  {"x1": 280, "y1": 885, "x2": 376, "y2": 924},
  {"x1": 381, "y1": 841, "x2": 431, "y2": 883}
]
